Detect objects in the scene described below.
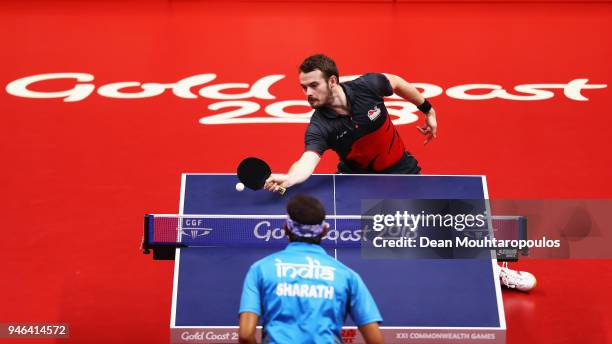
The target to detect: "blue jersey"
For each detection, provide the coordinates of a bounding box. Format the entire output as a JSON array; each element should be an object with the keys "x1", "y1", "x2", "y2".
[{"x1": 239, "y1": 242, "x2": 382, "y2": 344}]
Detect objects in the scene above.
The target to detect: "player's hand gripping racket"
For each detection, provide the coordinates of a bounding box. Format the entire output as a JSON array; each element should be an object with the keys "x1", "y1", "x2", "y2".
[{"x1": 237, "y1": 157, "x2": 286, "y2": 195}]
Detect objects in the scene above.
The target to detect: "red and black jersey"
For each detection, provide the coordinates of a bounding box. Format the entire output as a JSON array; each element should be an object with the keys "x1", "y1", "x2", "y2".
[{"x1": 305, "y1": 73, "x2": 414, "y2": 172}]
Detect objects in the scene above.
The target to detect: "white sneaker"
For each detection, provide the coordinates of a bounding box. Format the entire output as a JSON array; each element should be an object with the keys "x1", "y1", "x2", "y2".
[{"x1": 496, "y1": 262, "x2": 537, "y2": 292}]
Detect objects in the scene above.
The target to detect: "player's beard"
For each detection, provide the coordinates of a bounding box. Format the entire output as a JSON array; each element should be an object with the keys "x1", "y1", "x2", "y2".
[{"x1": 308, "y1": 84, "x2": 333, "y2": 109}]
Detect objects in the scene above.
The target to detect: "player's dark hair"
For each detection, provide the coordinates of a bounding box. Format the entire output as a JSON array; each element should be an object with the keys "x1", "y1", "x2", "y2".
[
  {"x1": 299, "y1": 54, "x2": 339, "y2": 82},
  {"x1": 286, "y1": 194, "x2": 327, "y2": 244},
  {"x1": 287, "y1": 194, "x2": 326, "y2": 224}
]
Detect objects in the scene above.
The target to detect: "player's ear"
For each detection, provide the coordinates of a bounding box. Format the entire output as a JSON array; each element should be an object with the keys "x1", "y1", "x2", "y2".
[
  {"x1": 322, "y1": 223, "x2": 329, "y2": 236},
  {"x1": 328, "y1": 75, "x2": 338, "y2": 87}
]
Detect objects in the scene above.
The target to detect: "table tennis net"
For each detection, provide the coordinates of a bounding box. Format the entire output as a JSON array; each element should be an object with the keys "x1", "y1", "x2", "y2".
[{"x1": 143, "y1": 214, "x2": 526, "y2": 251}]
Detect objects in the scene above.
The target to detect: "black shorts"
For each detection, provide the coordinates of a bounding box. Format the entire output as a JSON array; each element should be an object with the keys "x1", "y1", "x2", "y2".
[{"x1": 337, "y1": 152, "x2": 421, "y2": 175}]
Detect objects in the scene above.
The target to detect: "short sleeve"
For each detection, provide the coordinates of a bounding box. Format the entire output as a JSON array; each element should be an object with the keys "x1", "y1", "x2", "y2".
[
  {"x1": 305, "y1": 120, "x2": 328, "y2": 156},
  {"x1": 348, "y1": 272, "x2": 383, "y2": 326},
  {"x1": 361, "y1": 73, "x2": 394, "y2": 98},
  {"x1": 239, "y1": 264, "x2": 262, "y2": 316}
]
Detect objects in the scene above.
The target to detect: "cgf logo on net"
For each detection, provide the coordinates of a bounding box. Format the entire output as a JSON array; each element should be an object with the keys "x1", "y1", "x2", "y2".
[{"x1": 5, "y1": 73, "x2": 607, "y2": 126}]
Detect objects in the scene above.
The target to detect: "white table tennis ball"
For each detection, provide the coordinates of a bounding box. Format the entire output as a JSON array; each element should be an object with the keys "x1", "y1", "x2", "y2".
[{"x1": 235, "y1": 182, "x2": 245, "y2": 192}]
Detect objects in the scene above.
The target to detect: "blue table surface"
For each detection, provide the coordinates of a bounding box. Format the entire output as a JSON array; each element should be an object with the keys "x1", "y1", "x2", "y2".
[{"x1": 174, "y1": 174, "x2": 501, "y2": 328}]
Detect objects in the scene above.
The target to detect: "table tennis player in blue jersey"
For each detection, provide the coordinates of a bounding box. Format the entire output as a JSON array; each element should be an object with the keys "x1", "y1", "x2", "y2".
[
  {"x1": 264, "y1": 53, "x2": 437, "y2": 193},
  {"x1": 238, "y1": 194, "x2": 385, "y2": 344}
]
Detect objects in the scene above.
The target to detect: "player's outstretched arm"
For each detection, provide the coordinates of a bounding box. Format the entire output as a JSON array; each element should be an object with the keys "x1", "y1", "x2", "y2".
[
  {"x1": 238, "y1": 312, "x2": 259, "y2": 344},
  {"x1": 383, "y1": 73, "x2": 426, "y2": 105},
  {"x1": 358, "y1": 322, "x2": 385, "y2": 344},
  {"x1": 384, "y1": 73, "x2": 437, "y2": 144},
  {"x1": 264, "y1": 151, "x2": 320, "y2": 192}
]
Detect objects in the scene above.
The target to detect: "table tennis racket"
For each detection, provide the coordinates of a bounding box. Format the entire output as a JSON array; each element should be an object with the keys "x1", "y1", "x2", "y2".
[{"x1": 237, "y1": 157, "x2": 286, "y2": 195}]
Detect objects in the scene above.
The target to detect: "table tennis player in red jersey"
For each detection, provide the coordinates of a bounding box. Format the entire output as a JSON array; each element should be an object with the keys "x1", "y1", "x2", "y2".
[{"x1": 264, "y1": 54, "x2": 535, "y2": 292}]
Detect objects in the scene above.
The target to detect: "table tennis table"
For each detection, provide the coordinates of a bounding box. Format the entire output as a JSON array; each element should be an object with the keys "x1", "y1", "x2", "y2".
[{"x1": 156, "y1": 174, "x2": 506, "y2": 343}]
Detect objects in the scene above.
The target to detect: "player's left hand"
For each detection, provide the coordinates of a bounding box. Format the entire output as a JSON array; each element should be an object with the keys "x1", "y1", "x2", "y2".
[{"x1": 417, "y1": 108, "x2": 437, "y2": 145}]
